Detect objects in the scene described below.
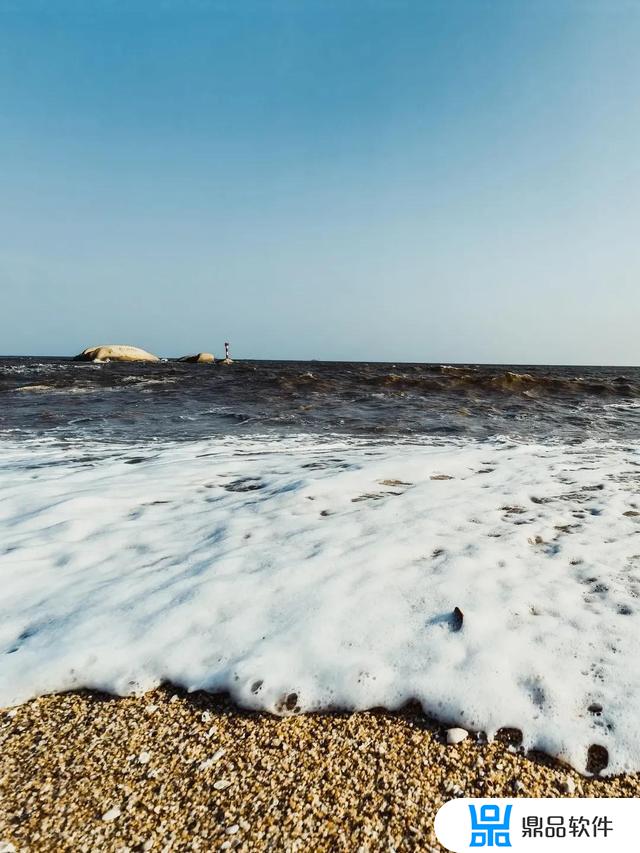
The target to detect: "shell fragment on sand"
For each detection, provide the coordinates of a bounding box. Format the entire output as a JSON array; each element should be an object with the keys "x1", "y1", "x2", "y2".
[
  {"x1": 76, "y1": 345, "x2": 159, "y2": 363},
  {"x1": 101, "y1": 806, "x2": 122, "y2": 822},
  {"x1": 446, "y1": 727, "x2": 469, "y2": 745}
]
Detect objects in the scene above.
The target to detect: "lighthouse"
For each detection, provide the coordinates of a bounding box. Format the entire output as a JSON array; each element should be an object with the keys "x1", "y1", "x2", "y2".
[{"x1": 222, "y1": 341, "x2": 233, "y2": 365}]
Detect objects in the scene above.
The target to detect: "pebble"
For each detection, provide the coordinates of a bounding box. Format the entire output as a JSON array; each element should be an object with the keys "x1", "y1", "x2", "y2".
[
  {"x1": 201, "y1": 711, "x2": 212, "y2": 723},
  {"x1": 213, "y1": 779, "x2": 232, "y2": 790},
  {"x1": 0, "y1": 843, "x2": 17, "y2": 853},
  {"x1": 138, "y1": 751, "x2": 151, "y2": 765},
  {"x1": 144, "y1": 704, "x2": 158, "y2": 715},
  {"x1": 226, "y1": 825, "x2": 239, "y2": 835},
  {"x1": 561, "y1": 776, "x2": 576, "y2": 794},
  {"x1": 451, "y1": 607, "x2": 464, "y2": 631},
  {"x1": 101, "y1": 806, "x2": 122, "y2": 822},
  {"x1": 446, "y1": 727, "x2": 468, "y2": 745}
]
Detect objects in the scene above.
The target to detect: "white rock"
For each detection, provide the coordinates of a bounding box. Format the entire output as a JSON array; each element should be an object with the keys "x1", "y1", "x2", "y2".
[
  {"x1": 561, "y1": 776, "x2": 577, "y2": 794},
  {"x1": 145, "y1": 704, "x2": 158, "y2": 715},
  {"x1": 138, "y1": 751, "x2": 151, "y2": 764},
  {"x1": 201, "y1": 711, "x2": 212, "y2": 722},
  {"x1": 76, "y1": 344, "x2": 159, "y2": 363},
  {"x1": 0, "y1": 842, "x2": 17, "y2": 853},
  {"x1": 446, "y1": 727, "x2": 469, "y2": 745},
  {"x1": 213, "y1": 779, "x2": 232, "y2": 790},
  {"x1": 226, "y1": 825, "x2": 239, "y2": 835},
  {"x1": 101, "y1": 806, "x2": 122, "y2": 821}
]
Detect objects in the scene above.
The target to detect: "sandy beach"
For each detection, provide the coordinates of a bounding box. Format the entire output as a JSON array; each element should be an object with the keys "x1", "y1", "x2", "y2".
[
  {"x1": 4, "y1": 0, "x2": 640, "y2": 846},
  {"x1": 1, "y1": 688, "x2": 638, "y2": 852}
]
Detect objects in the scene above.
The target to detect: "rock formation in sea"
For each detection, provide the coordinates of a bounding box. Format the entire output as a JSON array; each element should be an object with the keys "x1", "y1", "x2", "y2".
[
  {"x1": 178, "y1": 353, "x2": 216, "y2": 364},
  {"x1": 75, "y1": 345, "x2": 160, "y2": 363}
]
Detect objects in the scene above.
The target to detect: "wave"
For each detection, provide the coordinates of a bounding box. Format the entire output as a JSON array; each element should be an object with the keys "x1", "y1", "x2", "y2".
[
  {"x1": 2, "y1": 434, "x2": 640, "y2": 774},
  {"x1": 363, "y1": 368, "x2": 639, "y2": 397},
  {"x1": 2, "y1": 358, "x2": 640, "y2": 445}
]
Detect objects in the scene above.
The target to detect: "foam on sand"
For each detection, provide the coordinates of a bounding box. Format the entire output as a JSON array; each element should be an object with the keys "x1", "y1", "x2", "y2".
[{"x1": 1, "y1": 435, "x2": 640, "y2": 774}]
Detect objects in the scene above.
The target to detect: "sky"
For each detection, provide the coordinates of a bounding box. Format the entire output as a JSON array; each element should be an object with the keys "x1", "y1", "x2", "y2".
[{"x1": 1, "y1": 0, "x2": 639, "y2": 363}]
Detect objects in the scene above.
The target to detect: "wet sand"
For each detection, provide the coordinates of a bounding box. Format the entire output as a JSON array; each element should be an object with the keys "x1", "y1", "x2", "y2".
[{"x1": 1, "y1": 688, "x2": 639, "y2": 852}]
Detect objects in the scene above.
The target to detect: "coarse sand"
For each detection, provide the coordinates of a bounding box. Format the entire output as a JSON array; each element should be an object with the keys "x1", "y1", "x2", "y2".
[{"x1": 1, "y1": 687, "x2": 639, "y2": 852}]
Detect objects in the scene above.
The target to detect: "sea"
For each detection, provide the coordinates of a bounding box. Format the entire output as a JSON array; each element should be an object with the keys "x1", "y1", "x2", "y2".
[
  {"x1": 2, "y1": 358, "x2": 640, "y2": 443},
  {"x1": 2, "y1": 357, "x2": 640, "y2": 774}
]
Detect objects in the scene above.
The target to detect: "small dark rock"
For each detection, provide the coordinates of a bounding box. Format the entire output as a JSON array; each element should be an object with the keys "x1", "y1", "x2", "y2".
[
  {"x1": 586, "y1": 744, "x2": 609, "y2": 775},
  {"x1": 285, "y1": 692, "x2": 298, "y2": 711},
  {"x1": 495, "y1": 727, "x2": 523, "y2": 747},
  {"x1": 451, "y1": 606, "x2": 464, "y2": 632}
]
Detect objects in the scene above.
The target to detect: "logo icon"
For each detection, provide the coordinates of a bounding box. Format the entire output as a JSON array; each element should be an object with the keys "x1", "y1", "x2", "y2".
[{"x1": 469, "y1": 804, "x2": 512, "y2": 847}]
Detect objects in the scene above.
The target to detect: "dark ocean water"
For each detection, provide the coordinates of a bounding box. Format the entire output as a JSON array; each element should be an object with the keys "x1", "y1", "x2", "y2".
[{"x1": 2, "y1": 357, "x2": 640, "y2": 444}]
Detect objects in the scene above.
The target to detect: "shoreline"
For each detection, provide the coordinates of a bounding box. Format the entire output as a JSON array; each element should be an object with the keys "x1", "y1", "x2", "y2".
[
  {"x1": 3, "y1": 437, "x2": 639, "y2": 774},
  {"x1": 2, "y1": 688, "x2": 639, "y2": 852}
]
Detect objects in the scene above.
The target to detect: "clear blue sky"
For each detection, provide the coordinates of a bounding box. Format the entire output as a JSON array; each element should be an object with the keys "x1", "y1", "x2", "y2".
[{"x1": 1, "y1": 0, "x2": 639, "y2": 363}]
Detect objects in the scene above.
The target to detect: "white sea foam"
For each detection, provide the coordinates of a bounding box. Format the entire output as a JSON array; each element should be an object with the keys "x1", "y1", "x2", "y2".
[
  {"x1": 1, "y1": 435, "x2": 640, "y2": 773},
  {"x1": 12, "y1": 384, "x2": 101, "y2": 395}
]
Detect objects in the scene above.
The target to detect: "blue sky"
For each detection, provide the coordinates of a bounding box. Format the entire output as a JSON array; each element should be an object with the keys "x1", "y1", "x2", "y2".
[{"x1": 1, "y1": 0, "x2": 639, "y2": 363}]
